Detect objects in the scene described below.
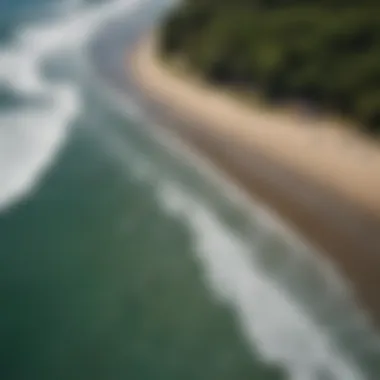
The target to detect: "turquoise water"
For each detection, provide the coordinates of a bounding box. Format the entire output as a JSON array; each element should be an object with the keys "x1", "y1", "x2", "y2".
[{"x1": 0, "y1": 1, "x2": 380, "y2": 379}]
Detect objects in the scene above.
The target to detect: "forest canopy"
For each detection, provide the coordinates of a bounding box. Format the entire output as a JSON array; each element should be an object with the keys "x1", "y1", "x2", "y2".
[{"x1": 159, "y1": 1, "x2": 380, "y2": 134}]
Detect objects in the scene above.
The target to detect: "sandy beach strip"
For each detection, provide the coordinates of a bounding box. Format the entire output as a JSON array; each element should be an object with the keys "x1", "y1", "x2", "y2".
[{"x1": 127, "y1": 36, "x2": 380, "y2": 323}]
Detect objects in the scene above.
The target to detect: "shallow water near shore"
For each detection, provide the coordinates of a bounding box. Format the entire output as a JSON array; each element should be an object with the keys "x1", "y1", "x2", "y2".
[{"x1": 0, "y1": 1, "x2": 380, "y2": 379}]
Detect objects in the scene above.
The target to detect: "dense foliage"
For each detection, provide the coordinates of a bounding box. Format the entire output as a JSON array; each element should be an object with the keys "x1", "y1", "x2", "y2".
[{"x1": 159, "y1": 1, "x2": 380, "y2": 133}]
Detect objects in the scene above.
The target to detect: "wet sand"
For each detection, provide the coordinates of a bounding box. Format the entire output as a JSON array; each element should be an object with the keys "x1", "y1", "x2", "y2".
[{"x1": 127, "y1": 36, "x2": 380, "y2": 325}]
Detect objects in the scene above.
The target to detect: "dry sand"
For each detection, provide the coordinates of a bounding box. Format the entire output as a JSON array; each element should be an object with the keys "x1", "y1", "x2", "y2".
[
  {"x1": 128, "y1": 36, "x2": 380, "y2": 323},
  {"x1": 131, "y1": 37, "x2": 380, "y2": 217}
]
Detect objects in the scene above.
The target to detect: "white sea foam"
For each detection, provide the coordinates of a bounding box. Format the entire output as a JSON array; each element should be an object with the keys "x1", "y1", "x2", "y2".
[
  {"x1": 96, "y1": 119, "x2": 372, "y2": 379},
  {"x1": 0, "y1": 84, "x2": 78, "y2": 209},
  {"x1": 0, "y1": 0, "x2": 144, "y2": 211},
  {"x1": 156, "y1": 181, "x2": 366, "y2": 380}
]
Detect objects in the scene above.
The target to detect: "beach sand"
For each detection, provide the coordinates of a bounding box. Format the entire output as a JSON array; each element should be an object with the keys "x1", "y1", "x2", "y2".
[{"x1": 128, "y1": 36, "x2": 380, "y2": 323}]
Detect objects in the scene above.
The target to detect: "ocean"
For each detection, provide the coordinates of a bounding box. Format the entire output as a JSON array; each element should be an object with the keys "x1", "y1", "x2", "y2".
[{"x1": 0, "y1": 1, "x2": 379, "y2": 379}]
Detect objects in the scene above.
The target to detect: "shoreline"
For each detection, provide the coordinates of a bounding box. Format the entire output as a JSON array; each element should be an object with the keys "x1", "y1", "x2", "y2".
[{"x1": 127, "y1": 36, "x2": 380, "y2": 324}]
